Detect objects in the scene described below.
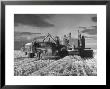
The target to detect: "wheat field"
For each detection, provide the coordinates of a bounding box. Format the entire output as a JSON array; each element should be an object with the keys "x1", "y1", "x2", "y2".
[{"x1": 14, "y1": 50, "x2": 97, "y2": 76}]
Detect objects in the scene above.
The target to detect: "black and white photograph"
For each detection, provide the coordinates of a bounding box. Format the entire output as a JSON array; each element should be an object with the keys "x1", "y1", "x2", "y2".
[{"x1": 14, "y1": 14, "x2": 97, "y2": 76}]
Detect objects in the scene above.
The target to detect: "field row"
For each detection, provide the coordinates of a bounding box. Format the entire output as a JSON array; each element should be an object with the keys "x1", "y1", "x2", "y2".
[{"x1": 14, "y1": 50, "x2": 97, "y2": 76}]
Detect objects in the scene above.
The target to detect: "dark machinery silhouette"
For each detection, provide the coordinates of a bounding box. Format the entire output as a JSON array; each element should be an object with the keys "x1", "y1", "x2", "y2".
[
  {"x1": 23, "y1": 31, "x2": 93, "y2": 59},
  {"x1": 68, "y1": 30, "x2": 93, "y2": 58},
  {"x1": 24, "y1": 33, "x2": 68, "y2": 58}
]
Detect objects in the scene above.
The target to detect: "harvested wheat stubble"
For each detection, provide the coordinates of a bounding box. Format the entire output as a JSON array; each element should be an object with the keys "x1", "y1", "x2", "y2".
[
  {"x1": 14, "y1": 50, "x2": 26, "y2": 58},
  {"x1": 14, "y1": 58, "x2": 55, "y2": 76},
  {"x1": 30, "y1": 56, "x2": 97, "y2": 76},
  {"x1": 14, "y1": 50, "x2": 97, "y2": 76}
]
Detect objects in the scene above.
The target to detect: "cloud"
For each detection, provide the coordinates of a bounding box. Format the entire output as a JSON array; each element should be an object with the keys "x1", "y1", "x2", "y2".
[
  {"x1": 82, "y1": 29, "x2": 96, "y2": 35},
  {"x1": 84, "y1": 35, "x2": 97, "y2": 40},
  {"x1": 81, "y1": 26, "x2": 97, "y2": 35},
  {"x1": 79, "y1": 26, "x2": 87, "y2": 29},
  {"x1": 91, "y1": 26, "x2": 97, "y2": 28},
  {"x1": 14, "y1": 14, "x2": 54, "y2": 27},
  {"x1": 91, "y1": 16, "x2": 97, "y2": 22}
]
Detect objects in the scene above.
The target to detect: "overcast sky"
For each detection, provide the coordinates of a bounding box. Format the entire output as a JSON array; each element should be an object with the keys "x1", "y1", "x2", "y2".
[{"x1": 14, "y1": 14, "x2": 97, "y2": 49}]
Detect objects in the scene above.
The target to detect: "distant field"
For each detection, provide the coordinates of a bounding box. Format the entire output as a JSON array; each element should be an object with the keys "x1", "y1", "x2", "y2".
[{"x1": 14, "y1": 50, "x2": 97, "y2": 76}]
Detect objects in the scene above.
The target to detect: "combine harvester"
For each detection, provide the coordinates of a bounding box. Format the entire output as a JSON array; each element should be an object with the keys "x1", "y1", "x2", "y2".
[
  {"x1": 22, "y1": 31, "x2": 93, "y2": 59},
  {"x1": 23, "y1": 33, "x2": 68, "y2": 59}
]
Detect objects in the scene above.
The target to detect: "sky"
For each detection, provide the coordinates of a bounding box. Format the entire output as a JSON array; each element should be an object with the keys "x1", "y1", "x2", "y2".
[{"x1": 14, "y1": 14, "x2": 97, "y2": 49}]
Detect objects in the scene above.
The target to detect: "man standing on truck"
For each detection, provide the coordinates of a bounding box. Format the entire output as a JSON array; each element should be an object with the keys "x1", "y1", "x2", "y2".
[
  {"x1": 37, "y1": 49, "x2": 42, "y2": 59},
  {"x1": 81, "y1": 35, "x2": 85, "y2": 49},
  {"x1": 32, "y1": 40, "x2": 42, "y2": 59}
]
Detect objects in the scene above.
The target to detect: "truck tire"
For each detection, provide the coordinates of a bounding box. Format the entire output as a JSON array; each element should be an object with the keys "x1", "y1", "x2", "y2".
[
  {"x1": 25, "y1": 52, "x2": 27, "y2": 55},
  {"x1": 28, "y1": 53, "x2": 35, "y2": 58},
  {"x1": 59, "y1": 49, "x2": 68, "y2": 58}
]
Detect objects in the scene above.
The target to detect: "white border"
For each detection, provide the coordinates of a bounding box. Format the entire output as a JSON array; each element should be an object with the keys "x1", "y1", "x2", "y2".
[{"x1": 5, "y1": 5, "x2": 106, "y2": 85}]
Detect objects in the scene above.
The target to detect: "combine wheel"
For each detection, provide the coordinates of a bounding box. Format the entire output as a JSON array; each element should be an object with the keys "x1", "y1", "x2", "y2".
[
  {"x1": 25, "y1": 52, "x2": 27, "y2": 55},
  {"x1": 59, "y1": 48, "x2": 68, "y2": 58},
  {"x1": 28, "y1": 53, "x2": 35, "y2": 58}
]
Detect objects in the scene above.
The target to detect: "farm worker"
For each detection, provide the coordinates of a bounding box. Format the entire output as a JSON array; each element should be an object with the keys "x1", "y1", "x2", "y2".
[
  {"x1": 63, "y1": 35, "x2": 69, "y2": 46},
  {"x1": 81, "y1": 36, "x2": 85, "y2": 49},
  {"x1": 55, "y1": 36, "x2": 60, "y2": 45},
  {"x1": 32, "y1": 40, "x2": 35, "y2": 53},
  {"x1": 37, "y1": 50, "x2": 42, "y2": 59},
  {"x1": 32, "y1": 40, "x2": 39, "y2": 52}
]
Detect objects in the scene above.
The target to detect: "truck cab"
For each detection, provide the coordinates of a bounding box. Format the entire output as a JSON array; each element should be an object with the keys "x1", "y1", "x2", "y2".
[{"x1": 24, "y1": 42, "x2": 35, "y2": 58}]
